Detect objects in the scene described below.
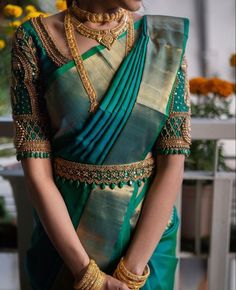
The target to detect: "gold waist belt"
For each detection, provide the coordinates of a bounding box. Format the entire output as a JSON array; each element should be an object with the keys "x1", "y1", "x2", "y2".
[{"x1": 53, "y1": 156, "x2": 156, "y2": 189}]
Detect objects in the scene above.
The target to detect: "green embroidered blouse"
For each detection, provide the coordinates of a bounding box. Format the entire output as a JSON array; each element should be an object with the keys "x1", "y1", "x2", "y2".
[{"x1": 10, "y1": 16, "x2": 191, "y2": 161}]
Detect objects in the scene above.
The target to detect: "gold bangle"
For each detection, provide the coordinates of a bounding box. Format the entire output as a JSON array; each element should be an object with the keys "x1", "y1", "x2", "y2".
[
  {"x1": 119, "y1": 257, "x2": 150, "y2": 281},
  {"x1": 73, "y1": 259, "x2": 105, "y2": 290},
  {"x1": 113, "y1": 257, "x2": 150, "y2": 289},
  {"x1": 115, "y1": 269, "x2": 145, "y2": 289},
  {"x1": 92, "y1": 271, "x2": 106, "y2": 290}
]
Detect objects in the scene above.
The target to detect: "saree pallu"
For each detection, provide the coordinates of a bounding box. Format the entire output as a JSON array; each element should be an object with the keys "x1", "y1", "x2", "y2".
[{"x1": 10, "y1": 12, "x2": 191, "y2": 290}]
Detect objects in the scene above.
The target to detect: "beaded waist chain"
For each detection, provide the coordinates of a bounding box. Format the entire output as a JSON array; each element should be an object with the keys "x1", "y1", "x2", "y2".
[{"x1": 53, "y1": 156, "x2": 156, "y2": 190}]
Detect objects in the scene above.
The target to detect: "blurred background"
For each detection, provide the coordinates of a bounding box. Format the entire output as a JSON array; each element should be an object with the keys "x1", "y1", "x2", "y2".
[{"x1": 0, "y1": 0, "x2": 235, "y2": 290}]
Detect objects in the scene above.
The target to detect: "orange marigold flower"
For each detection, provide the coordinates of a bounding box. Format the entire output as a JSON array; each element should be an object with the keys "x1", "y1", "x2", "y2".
[
  {"x1": 230, "y1": 54, "x2": 236, "y2": 67},
  {"x1": 208, "y1": 78, "x2": 234, "y2": 98},
  {"x1": 189, "y1": 77, "x2": 209, "y2": 95},
  {"x1": 232, "y1": 83, "x2": 236, "y2": 94}
]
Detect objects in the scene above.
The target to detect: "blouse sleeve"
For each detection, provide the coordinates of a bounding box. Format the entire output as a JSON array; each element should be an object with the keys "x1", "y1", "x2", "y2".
[
  {"x1": 155, "y1": 55, "x2": 192, "y2": 157},
  {"x1": 10, "y1": 24, "x2": 52, "y2": 161}
]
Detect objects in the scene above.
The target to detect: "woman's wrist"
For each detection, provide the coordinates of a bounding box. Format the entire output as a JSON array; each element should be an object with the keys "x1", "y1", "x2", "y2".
[
  {"x1": 72, "y1": 255, "x2": 90, "y2": 281},
  {"x1": 124, "y1": 247, "x2": 147, "y2": 275},
  {"x1": 122, "y1": 255, "x2": 146, "y2": 275}
]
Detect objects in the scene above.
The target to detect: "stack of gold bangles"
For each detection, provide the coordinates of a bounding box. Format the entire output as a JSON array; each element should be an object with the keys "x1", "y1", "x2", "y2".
[
  {"x1": 113, "y1": 257, "x2": 150, "y2": 289},
  {"x1": 73, "y1": 259, "x2": 106, "y2": 290}
]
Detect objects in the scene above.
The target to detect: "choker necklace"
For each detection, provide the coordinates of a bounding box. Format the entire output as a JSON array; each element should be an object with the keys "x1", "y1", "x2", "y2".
[
  {"x1": 70, "y1": 10, "x2": 130, "y2": 50},
  {"x1": 71, "y1": 1, "x2": 125, "y2": 23},
  {"x1": 64, "y1": 10, "x2": 135, "y2": 112}
]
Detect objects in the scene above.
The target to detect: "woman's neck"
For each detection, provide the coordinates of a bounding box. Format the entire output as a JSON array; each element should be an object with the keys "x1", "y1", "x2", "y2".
[{"x1": 75, "y1": 0, "x2": 120, "y2": 14}]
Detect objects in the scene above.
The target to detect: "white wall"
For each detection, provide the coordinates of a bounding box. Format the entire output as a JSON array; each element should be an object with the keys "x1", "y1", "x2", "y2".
[{"x1": 206, "y1": 0, "x2": 235, "y2": 81}]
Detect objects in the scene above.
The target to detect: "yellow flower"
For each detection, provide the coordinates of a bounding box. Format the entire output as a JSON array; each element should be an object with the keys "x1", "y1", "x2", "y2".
[
  {"x1": 9, "y1": 20, "x2": 22, "y2": 29},
  {"x1": 230, "y1": 54, "x2": 236, "y2": 67},
  {"x1": 25, "y1": 5, "x2": 37, "y2": 14},
  {"x1": 56, "y1": 0, "x2": 67, "y2": 11},
  {"x1": 21, "y1": 11, "x2": 49, "y2": 23},
  {"x1": 0, "y1": 40, "x2": 6, "y2": 50},
  {"x1": 3, "y1": 4, "x2": 23, "y2": 18}
]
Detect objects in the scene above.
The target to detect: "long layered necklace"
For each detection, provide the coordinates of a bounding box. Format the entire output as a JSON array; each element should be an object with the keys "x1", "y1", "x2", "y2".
[{"x1": 64, "y1": 3, "x2": 135, "y2": 112}]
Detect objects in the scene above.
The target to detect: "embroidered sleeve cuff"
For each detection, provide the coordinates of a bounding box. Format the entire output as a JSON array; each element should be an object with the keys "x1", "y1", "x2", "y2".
[
  {"x1": 15, "y1": 140, "x2": 52, "y2": 161},
  {"x1": 156, "y1": 147, "x2": 191, "y2": 157}
]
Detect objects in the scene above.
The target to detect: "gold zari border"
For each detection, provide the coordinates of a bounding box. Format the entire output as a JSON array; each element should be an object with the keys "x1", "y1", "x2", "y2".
[
  {"x1": 15, "y1": 141, "x2": 51, "y2": 152},
  {"x1": 157, "y1": 138, "x2": 190, "y2": 149}
]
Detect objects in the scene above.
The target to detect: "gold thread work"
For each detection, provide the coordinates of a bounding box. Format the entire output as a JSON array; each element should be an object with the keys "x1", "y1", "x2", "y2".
[{"x1": 53, "y1": 156, "x2": 156, "y2": 185}]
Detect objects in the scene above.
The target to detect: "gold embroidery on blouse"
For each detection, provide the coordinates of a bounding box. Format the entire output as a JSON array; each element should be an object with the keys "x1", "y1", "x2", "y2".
[
  {"x1": 157, "y1": 137, "x2": 190, "y2": 149},
  {"x1": 31, "y1": 16, "x2": 71, "y2": 67},
  {"x1": 14, "y1": 117, "x2": 51, "y2": 152},
  {"x1": 157, "y1": 113, "x2": 191, "y2": 149},
  {"x1": 182, "y1": 114, "x2": 191, "y2": 145},
  {"x1": 53, "y1": 156, "x2": 156, "y2": 186},
  {"x1": 11, "y1": 26, "x2": 52, "y2": 156},
  {"x1": 156, "y1": 57, "x2": 192, "y2": 152},
  {"x1": 11, "y1": 27, "x2": 40, "y2": 116},
  {"x1": 181, "y1": 55, "x2": 191, "y2": 107}
]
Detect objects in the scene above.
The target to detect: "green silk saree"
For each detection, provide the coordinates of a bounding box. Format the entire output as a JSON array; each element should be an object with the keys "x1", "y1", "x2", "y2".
[{"x1": 10, "y1": 11, "x2": 191, "y2": 290}]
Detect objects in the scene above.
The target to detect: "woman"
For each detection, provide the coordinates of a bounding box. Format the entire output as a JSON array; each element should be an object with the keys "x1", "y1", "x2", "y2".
[{"x1": 10, "y1": 0, "x2": 191, "y2": 289}]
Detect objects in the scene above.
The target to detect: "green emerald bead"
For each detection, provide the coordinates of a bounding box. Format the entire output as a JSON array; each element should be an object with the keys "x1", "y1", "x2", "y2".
[
  {"x1": 100, "y1": 183, "x2": 106, "y2": 190},
  {"x1": 69, "y1": 179, "x2": 74, "y2": 185},
  {"x1": 76, "y1": 180, "x2": 80, "y2": 188},
  {"x1": 34, "y1": 152, "x2": 38, "y2": 158},
  {"x1": 137, "y1": 180, "x2": 142, "y2": 187},
  {"x1": 62, "y1": 178, "x2": 66, "y2": 183},
  {"x1": 143, "y1": 177, "x2": 147, "y2": 182},
  {"x1": 128, "y1": 180, "x2": 133, "y2": 186},
  {"x1": 109, "y1": 183, "x2": 116, "y2": 190},
  {"x1": 118, "y1": 182, "x2": 124, "y2": 188},
  {"x1": 91, "y1": 183, "x2": 96, "y2": 189}
]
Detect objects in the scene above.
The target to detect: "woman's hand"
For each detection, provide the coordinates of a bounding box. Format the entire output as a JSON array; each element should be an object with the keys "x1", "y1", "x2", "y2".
[{"x1": 101, "y1": 274, "x2": 129, "y2": 290}]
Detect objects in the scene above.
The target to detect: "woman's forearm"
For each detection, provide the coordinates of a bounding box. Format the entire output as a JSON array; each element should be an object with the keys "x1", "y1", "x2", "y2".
[
  {"x1": 124, "y1": 154, "x2": 185, "y2": 275},
  {"x1": 21, "y1": 158, "x2": 90, "y2": 279}
]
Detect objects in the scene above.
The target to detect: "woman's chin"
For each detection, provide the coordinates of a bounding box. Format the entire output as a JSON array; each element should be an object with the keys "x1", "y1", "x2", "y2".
[{"x1": 119, "y1": 0, "x2": 143, "y2": 12}]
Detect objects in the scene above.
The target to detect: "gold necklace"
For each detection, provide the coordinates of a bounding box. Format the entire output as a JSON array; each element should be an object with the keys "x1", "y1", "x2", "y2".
[
  {"x1": 64, "y1": 10, "x2": 135, "y2": 113},
  {"x1": 69, "y1": 8, "x2": 129, "y2": 50},
  {"x1": 71, "y1": 1, "x2": 125, "y2": 23}
]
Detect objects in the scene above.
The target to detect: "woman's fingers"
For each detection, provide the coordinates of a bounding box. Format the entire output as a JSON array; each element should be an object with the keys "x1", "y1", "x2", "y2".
[{"x1": 101, "y1": 274, "x2": 130, "y2": 290}]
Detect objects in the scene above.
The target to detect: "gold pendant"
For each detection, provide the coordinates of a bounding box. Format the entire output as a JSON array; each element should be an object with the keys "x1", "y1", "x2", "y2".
[{"x1": 99, "y1": 31, "x2": 117, "y2": 50}]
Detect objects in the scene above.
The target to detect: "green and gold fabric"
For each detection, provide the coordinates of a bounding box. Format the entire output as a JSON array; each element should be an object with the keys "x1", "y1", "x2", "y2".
[{"x1": 10, "y1": 12, "x2": 191, "y2": 290}]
